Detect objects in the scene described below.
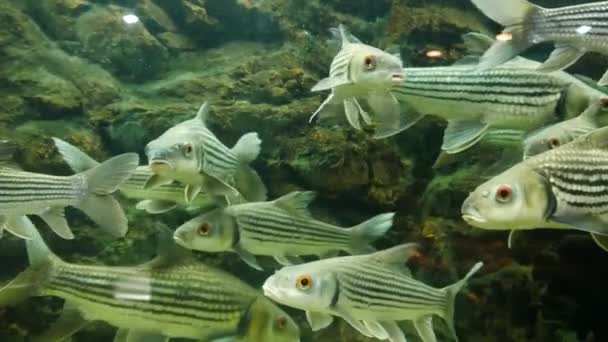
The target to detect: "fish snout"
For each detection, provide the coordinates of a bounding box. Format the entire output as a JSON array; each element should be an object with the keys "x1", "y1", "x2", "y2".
[
  {"x1": 390, "y1": 71, "x2": 404, "y2": 85},
  {"x1": 461, "y1": 197, "x2": 486, "y2": 225},
  {"x1": 173, "y1": 230, "x2": 188, "y2": 247}
]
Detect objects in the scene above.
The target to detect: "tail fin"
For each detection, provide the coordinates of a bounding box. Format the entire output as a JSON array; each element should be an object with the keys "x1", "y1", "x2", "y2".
[
  {"x1": 53, "y1": 137, "x2": 100, "y2": 172},
  {"x1": 235, "y1": 165, "x2": 268, "y2": 202},
  {"x1": 470, "y1": 0, "x2": 538, "y2": 70},
  {"x1": 77, "y1": 153, "x2": 139, "y2": 237},
  {"x1": 348, "y1": 213, "x2": 395, "y2": 254},
  {"x1": 442, "y1": 262, "x2": 483, "y2": 341},
  {"x1": 232, "y1": 133, "x2": 261, "y2": 165},
  {"x1": 0, "y1": 218, "x2": 55, "y2": 307}
]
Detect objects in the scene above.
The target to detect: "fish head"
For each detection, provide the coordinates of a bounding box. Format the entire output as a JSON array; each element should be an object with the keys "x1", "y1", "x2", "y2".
[
  {"x1": 145, "y1": 129, "x2": 201, "y2": 178},
  {"x1": 262, "y1": 263, "x2": 337, "y2": 313},
  {"x1": 461, "y1": 164, "x2": 552, "y2": 230},
  {"x1": 523, "y1": 124, "x2": 575, "y2": 159},
  {"x1": 243, "y1": 296, "x2": 301, "y2": 342},
  {"x1": 349, "y1": 45, "x2": 404, "y2": 90},
  {"x1": 173, "y1": 208, "x2": 235, "y2": 252}
]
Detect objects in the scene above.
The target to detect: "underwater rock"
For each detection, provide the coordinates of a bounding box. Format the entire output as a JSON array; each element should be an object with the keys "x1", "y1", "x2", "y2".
[
  {"x1": 135, "y1": 0, "x2": 177, "y2": 34},
  {"x1": 157, "y1": 31, "x2": 195, "y2": 52},
  {"x1": 0, "y1": 2, "x2": 50, "y2": 55},
  {"x1": 75, "y1": 5, "x2": 169, "y2": 81},
  {"x1": 19, "y1": 0, "x2": 92, "y2": 41}
]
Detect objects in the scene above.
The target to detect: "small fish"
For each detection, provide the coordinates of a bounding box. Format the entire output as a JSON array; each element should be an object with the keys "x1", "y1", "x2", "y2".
[
  {"x1": 0, "y1": 147, "x2": 138, "y2": 240},
  {"x1": 263, "y1": 244, "x2": 483, "y2": 342},
  {"x1": 310, "y1": 25, "x2": 406, "y2": 139},
  {"x1": 390, "y1": 32, "x2": 606, "y2": 154},
  {"x1": 0, "y1": 222, "x2": 301, "y2": 342},
  {"x1": 174, "y1": 191, "x2": 394, "y2": 270},
  {"x1": 53, "y1": 138, "x2": 216, "y2": 214},
  {"x1": 144, "y1": 102, "x2": 267, "y2": 204},
  {"x1": 523, "y1": 99, "x2": 608, "y2": 158},
  {"x1": 462, "y1": 126, "x2": 608, "y2": 251},
  {"x1": 471, "y1": 0, "x2": 608, "y2": 85}
]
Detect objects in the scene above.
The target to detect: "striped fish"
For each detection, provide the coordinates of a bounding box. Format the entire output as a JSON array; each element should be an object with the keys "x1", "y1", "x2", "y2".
[
  {"x1": 462, "y1": 126, "x2": 608, "y2": 251},
  {"x1": 144, "y1": 102, "x2": 267, "y2": 205},
  {"x1": 174, "y1": 191, "x2": 394, "y2": 271},
  {"x1": 309, "y1": 25, "x2": 406, "y2": 138},
  {"x1": 523, "y1": 98, "x2": 608, "y2": 158},
  {"x1": 0, "y1": 150, "x2": 138, "y2": 240},
  {"x1": 471, "y1": 0, "x2": 608, "y2": 84},
  {"x1": 53, "y1": 138, "x2": 216, "y2": 214},
  {"x1": 263, "y1": 244, "x2": 483, "y2": 342},
  {"x1": 0, "y1": 221, "x2": 301, "y2": 342}
]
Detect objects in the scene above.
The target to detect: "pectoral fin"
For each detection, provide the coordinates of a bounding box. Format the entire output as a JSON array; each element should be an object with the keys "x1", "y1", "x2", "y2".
[
  {"x1": 4, "y1": 216, "x2": 33, "y2": 240},
  {"x1": 552, "y1": 213, "x2": 608, "y2": 235},
  {"x1": 591, "y1": 233, "x2": 608, "y2": 252},
  {"x1": 599, "y1": 69, "x2": 608, "y2": 87},
  {"x1": 344, "y1": 98, "x2": 363, "y2": 130},
  {"x1": 31, "y1": 302, "x2": 89, "y2": 342},
  {"x1": 442, "y1": 120, "x2": 490, "y2": 154},
  {"x1": 367, "y1": 93, "x2": 406, "y2": 139},
  {"x1": 306, "y1": 311, "x2": 334, "y2": 331},
  {"x1": 40, "y1": 207, "x2": 74, "y2": 240},
  {"x1": 185, "y1": 184, "x2": 202, "y2": 203},
  {"x1": 414, "y1": 315, "x2": 437, "y2": 342},
  {"x1": 274, "y1": 255, "x2": 304, "y2": 266},
  {"x1": 363, "y1": 320, "x2": 389, "y2": 340},
  {"x1": 311, "y1": 76, "x2": 351, "y2": 92},
  {"x1": 114, "y1": 329, "x2": 168, "y2": 342},
  {"x1": 135, "y1": 200, "x2": 177, "y2": 214},
  {"x1": 143, "y1": 174, "x2": 173, "y2": 190},
  {"x1": 537, "y1": 44, "x2": 585, "y2": 72},
  {"x1": 234, "y1": 243, "x2": 263, "y2": 271}
]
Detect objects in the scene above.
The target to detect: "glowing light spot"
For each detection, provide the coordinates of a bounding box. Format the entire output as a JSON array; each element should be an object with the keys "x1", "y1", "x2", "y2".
[
  {"x1": 122, "y1": 14, "x2": 139, "y2": 25},
  {"x1": 496, "y1": 32, "x2": 513, "y2": 41},
  {"x1": 425, "y1": 50, "x2": 443, "y2": 58},
  {"x1": 577, "y1": 25, "x2": 592, "y2": 34}
]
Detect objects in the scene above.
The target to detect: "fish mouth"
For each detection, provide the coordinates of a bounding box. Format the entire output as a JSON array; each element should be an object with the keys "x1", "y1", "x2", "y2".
[
  {"x1": 390, "y1": 73, "x2": 404, "y2": 84},
  {"x1": 462, "y1": 214, "x2": 487, "y2": 225},
  {"x1": 149, "y1": 159, "x2": 173, "y2": 172},
  {"x1": 173, "y1": 234, "x2": 187, "y2": 247},
  {"x1": 262, "y1": 281, "x2": 279, "y2": 299}
]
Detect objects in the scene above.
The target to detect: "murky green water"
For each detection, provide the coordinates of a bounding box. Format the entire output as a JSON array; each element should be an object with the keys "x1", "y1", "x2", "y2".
[{"x1": 1, "y1": 0, "x2": 607, "y2": 341}]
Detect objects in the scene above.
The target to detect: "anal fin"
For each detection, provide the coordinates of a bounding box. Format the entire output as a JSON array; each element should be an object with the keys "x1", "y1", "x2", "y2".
[
  {"x1": 537, "y1": 44, "x2": 585, "y2": 72},
  {"x1": 235, "y1": 243, "x2": 263, "y2": 271},
  {"x1": 414, "y1": 315, "x2": 437, "y2": 342},
  {"x1": 591, "y1": 233, "x2": 608, "y2": 252},
  {"x1": 4, "y1": 216, "x2": 34, "y2": 240},
  {"x1": 442, "y1": 120, "x2": 490, "y2": 154},
  {"x1": 31, "y1": 302, "x2": 89, "y2": 342},
  {"x1": 306, "y1": 311, "x2": 334, "y2": 331},
  {"x1": 39, "y1": 207, "x2": 74, "y2": 240}
]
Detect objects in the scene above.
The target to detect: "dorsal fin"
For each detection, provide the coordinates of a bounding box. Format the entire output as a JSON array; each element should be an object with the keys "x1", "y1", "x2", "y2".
[
  {"x1": 139, "y1": 224, "x2": 193, "y2": 269},
  {"x1": 329, "y1": 25, "x2": 362, "y2": 47},
  {"x1": 195, "y1": 102, "x2": 210, "y2": 125},
  {"x1": 272, "y1": 191, "x2": 316, "y2": 218},
  {"x1": 368, "y1": 243, "x2": 419, "y2": 275}
]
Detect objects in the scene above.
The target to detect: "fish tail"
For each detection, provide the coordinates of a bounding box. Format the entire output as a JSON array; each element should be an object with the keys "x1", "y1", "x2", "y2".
[
  {"x1": 471, "y1": 0, "x2": 538, "y2": 70},
  {"x1": 77, "y1": 153, "x2": 139, "y2": 238},
  {"x1": 235, "y1": 165, "x2": 268, "y2": 202},
  {"x1": 53, "y1": 137, "x2": 100, "y2": 172},
  {"x1": 0, "y1": 218, "x2": 57, "y2": 307},
  {"x1": 348, "y1": 213, "x2": 395, "y2": 254},
  {"x1": 232, "y1": 132, "x2": 262, "y2": 165},
  {"x1": 441, "y1": 262, "x2": 483, "y2": 342}
]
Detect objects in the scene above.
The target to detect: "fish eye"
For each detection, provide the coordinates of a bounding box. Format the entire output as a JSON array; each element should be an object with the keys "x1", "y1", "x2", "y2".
[
  {"x1": 184, "y1": 143, "x2": 193, "y2": 156},
  {"x1": 364, "y1": 55, "x2": 376, "y2": 70},
  {"x1": 601, "y1": 98, "x2": 608, "y2": 110},
  {"x1": 276, "y1": 316, "x2": 288, "y2": 330},
  {"x1": 296, "y1": 275, "x2": 313, "y2": 290},
  {"x1": 495, "y1": 186, "x2": 513, "y2": 203},
  {"x1": 198, "y1": 223, "x2": 211, "y2": 236},
  {"x1": 548, "y1": 138, "x2": 560, "y2": 149}
]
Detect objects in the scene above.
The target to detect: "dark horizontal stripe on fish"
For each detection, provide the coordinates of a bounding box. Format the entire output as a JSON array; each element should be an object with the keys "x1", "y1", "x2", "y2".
[
  {"x1": 0, "y1": 196, "x2": 74, "y2": 204},
  {"x1": 542, "y1": 5, "x2": 608, "y2": 19},
  {"x1": 0, "y1": 178, "x2": 75, "y2": 187},
  {"x1": 391, "y1": 88, "x2": 557, "y2": 108},
  {"x1": 56, "y1": 270, "x2": 248, "y2": 303},
  {"x1": 242, "y1": 209, "x2": 350, "y2": 240},
  {"x1": 46, "y1": 283, "x2": 240, "y2": 324},
  {"x1": 393, "y1": 82, "x2": 561, "y2": 96},
  {"x1": 340, "y1": 268, "x2": 445, "y2": 303},
  {"x1": 401, "y1": 74, "x2": 564, "y2": 86},
  {"x1": 341, "y1": 285, "x2": 444, "y2": 311},
  {"x1": 240, "y1": 225, "x2": 348, "y2": 245},
  {"x1": 239, "y1": 219, "x2": 350, "y2": 244},
  {"x1": 394, "y1": 85, "x2": 561, "y2": 100},
  {"x1": 49, "y1": 277, "x2": 245, "y2": 319}
]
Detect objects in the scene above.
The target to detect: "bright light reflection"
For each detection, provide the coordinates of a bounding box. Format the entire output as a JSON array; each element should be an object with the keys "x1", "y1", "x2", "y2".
[
  {"x1": 426, "y1": 50, "x2": 443, "y2": 58},
  {"x1": 577, "y1": 25, "x2": 592, "y2": 34},
  {"x1": 122, "y1": 14, "x2": 139, "y2": 25},
  {"x1": 496, "y1": 32, "x2": 513, "y2": 41}
]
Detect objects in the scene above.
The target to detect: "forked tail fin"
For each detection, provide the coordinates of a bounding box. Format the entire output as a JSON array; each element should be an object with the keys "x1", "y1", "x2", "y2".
[{"x1": 442, "y1": 262, "x2": 483, "y2": 341}]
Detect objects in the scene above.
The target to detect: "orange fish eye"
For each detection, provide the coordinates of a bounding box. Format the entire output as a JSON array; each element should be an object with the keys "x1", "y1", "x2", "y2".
[
  {"x1": 364, "y1": 55, "x2": 376, "y2": 70},
  {"x1": 495, "y1": 186, "x2": 512, "y2": 203},
  {"x1": 548, "y1": 137, "x2": 560, "y2": 148},
  {"x1": 198, "y1": 223, "x2": 211, "y2": 236},
  {"x1": 184, "y1": 143, "x2": 193, "y2": 156},
  {"x1": 276, "y1": 316, "x2": 288, "y2": 330},
  {"x1": 296, "y1": 275, "x2": 313, "y2": 290}
]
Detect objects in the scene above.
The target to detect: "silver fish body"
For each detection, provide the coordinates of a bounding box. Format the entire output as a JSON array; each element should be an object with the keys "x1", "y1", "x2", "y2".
[
  {"x1": 310, "y1": 25, "x2": 406, "y2": 139},
  {"x1": 174, "y1": 191, "x2": 394, "y2": 270},
  {"x1": 462, "y1": 126, "x2": 608, "y2": 251},
  {"x1": 263, "y1": 244, "x2": 483, "y2": 342},
  {"x1": 471, "y1": 0, "x2": 608, "y2": 84},
  {"x1": 0, "y1": 222, "x2": 300, "y2": 342},
  {"x1": 144, "y1": 102, "x2": 267, "y2": 204},
  {"x1": 0, "y1": 152, "x2": 138, "y2": 240}
]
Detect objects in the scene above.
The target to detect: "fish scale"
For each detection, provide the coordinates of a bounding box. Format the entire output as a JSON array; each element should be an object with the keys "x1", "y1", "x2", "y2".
[{"x1": 0, "y1": 168, "x2": 82, "y2": 209}]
